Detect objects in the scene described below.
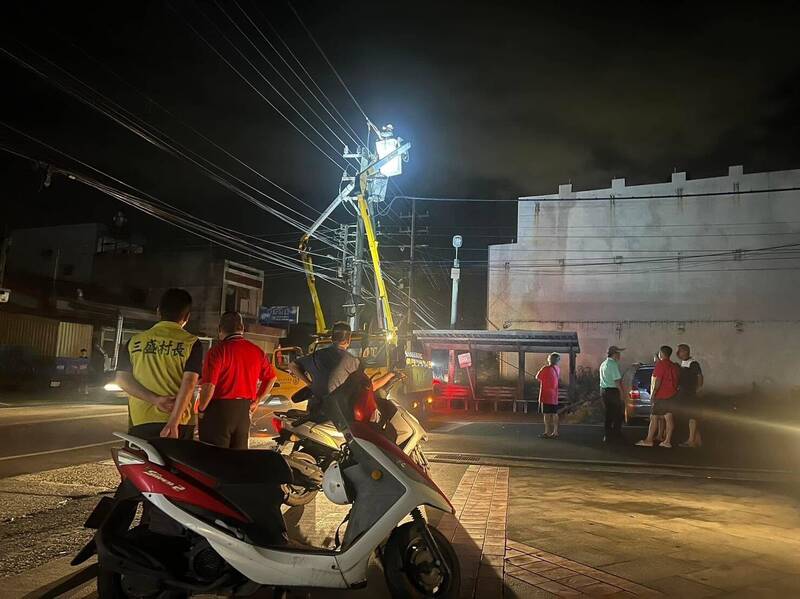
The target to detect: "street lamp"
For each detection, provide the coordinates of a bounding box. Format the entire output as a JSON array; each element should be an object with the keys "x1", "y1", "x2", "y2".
[{"x1": 450, "y1": 235, "x2": 462, "y2": 329}]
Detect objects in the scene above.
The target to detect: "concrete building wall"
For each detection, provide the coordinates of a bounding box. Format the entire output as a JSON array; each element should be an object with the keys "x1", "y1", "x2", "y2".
[{"x1": 488, "y1": 166, "x2": 800, "y2": 395}]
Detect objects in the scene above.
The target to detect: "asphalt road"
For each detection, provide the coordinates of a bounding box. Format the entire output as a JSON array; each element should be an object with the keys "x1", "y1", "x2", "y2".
[
  {"x1": 424, "y1": 420, "x2": 799, "y2": 472},
  {"x1": 1, "y1": 399, "x2": 796, "y2": 480},
  {"x1": 0, "y1": 404, "x2": 129, "y2": 478}
]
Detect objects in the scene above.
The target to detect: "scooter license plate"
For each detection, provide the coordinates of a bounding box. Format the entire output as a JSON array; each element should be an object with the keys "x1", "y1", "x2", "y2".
[{"x1": 280, "y1": 441, "x2": 295, "y2": 455}]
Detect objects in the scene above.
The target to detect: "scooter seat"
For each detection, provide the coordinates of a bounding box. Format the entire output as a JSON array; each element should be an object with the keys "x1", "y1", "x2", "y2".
[{"x1": 149, "y1": 439, "x2": 293, "y2": 486}]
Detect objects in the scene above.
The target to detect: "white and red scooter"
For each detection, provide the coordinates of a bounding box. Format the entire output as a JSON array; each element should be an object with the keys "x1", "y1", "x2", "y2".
[{"x1": 73, "y1": 380, "x2": 460, "y2": 598}]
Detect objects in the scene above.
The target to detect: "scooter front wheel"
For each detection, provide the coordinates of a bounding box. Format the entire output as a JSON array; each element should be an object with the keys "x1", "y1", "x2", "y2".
[
  {"x1": 282, "y1": 451, "x2": 319, "y2": 506},
  {"x1": 282, "y1": 484, "x2": 318, "y2": 506},
  {"x1": 383, "y1": 523, "x2": 460, "y2": 598}
]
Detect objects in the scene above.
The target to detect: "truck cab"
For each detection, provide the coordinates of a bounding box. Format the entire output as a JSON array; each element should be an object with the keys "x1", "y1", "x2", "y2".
[{"x1": 266, "y1": 346, "x2": 308, "y2": 410}]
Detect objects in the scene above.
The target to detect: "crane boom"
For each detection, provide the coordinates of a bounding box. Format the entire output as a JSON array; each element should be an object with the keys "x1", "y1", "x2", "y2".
[
  {"x1": 299, "y1": 235, "x2": 327, "y2": 334},
  {"x1": 358, "y1": 193, "x2": 395, "y2": 337}
]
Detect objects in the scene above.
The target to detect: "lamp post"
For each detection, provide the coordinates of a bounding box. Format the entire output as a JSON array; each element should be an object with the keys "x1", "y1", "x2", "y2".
[
  {"x1": 448, "y1": 235, "x2": 462, "y2": 385},
  {"x1": 450, "y1": 235, "x2": 462, "y2": 329}
]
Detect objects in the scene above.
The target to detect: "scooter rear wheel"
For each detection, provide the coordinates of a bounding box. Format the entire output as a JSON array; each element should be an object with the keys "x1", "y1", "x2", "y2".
[{"x1": 383, "y1": 523, "x2": 460, "y2": 598}]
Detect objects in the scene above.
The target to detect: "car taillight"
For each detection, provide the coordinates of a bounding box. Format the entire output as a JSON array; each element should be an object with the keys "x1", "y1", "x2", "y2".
[
  {"x1": 271, "y1": 417, "x2": 284, "y2": 434},
  {"x1": 629, "y1": 390, "x2": 640, "y2": 399}
]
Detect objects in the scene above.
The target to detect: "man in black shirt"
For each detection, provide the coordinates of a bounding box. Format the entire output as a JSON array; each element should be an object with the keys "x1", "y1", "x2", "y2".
[
  {"x1": 288, "y1": 321, "x2": 396, "y2": 416},
  {"x1": 677, "y1": 344, "x2": 704, "y2": 448}
]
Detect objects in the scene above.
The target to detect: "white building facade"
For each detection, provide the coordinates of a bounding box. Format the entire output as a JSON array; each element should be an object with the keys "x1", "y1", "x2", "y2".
[{"x1": 487, "y1": 166, "x2": 800, "y2": 396}]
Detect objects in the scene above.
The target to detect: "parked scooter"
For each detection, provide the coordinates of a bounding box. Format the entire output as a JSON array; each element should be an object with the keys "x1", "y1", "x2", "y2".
[
  {"x1": 73, "y1": 382, "x2": 460, "y2": 598},
  {"x1": 272, "y1": 373, "x2": 430, "y2": 506}
]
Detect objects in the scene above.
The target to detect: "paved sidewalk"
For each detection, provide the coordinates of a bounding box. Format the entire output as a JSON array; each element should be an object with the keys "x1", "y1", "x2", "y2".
[
  {"x1": 507, "y1": 468, "x2": 800, "y2": 598},
  {"x1": 2, "y1": 455, "x2": 799, "y2": 597}
]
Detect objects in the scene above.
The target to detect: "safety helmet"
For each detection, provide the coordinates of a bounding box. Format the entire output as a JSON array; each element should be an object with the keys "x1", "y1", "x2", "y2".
[{"x1": 322, "y1": 462, "x2": 350, "y2": 505}]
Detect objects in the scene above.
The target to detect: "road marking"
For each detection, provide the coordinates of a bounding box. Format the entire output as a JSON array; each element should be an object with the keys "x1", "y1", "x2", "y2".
[
  {"x1": 0, "y1": 440, "x2": 120, "y2": 461},
  {"x1": 432, "y1": 421, "x2": 470, "y2": 433},
  {"x1": 0, "y1": 411, "x2": 128, "y2": 428}
]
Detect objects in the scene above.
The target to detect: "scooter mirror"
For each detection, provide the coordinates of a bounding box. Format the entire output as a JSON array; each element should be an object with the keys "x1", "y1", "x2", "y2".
[{"x1": 291, "y1": 386, "x2": 314, "y2": 404}]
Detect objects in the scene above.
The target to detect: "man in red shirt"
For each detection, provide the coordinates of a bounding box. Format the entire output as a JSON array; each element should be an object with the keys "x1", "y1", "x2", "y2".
[
  {"x1": 197, "y1": 312, "x2": 277, "y2": 449},
  {"x1": 535, "y1": 353, "x2": 561, "y2": 439},
  {"x1": 636, "y1": 345, "x2": 680, "y2": 448}
]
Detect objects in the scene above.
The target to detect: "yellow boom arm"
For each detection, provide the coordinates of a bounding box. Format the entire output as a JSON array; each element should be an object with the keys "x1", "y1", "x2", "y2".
[
  {"x1": 299, "y1": 235, "x2": 327, "y2": 334},
  {"x1": 358, "y1": 194, "x2": 395, "y2": 337}
]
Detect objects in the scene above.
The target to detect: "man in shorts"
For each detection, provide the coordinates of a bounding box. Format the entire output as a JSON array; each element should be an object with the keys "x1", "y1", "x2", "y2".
[
  {"x1": 636, "y1": 345, "x2": 680, "y2": 448},
  {"x1": 677, "y1": 344, "x2": 704, "y2": 448},
  {"x1": 536, "y1": 353, "x2": 561, "y2": 439}
]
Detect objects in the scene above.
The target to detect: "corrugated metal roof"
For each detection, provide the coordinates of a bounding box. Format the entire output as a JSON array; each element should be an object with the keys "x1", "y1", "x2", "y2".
[{"x1": 413, "y1": 329, "x2": 580, "y2": 353}]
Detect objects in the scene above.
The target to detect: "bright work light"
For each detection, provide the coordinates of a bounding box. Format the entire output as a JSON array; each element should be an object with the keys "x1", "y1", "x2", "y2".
[{"x1": 375, "y1": 124, "x2": 403, "y2": 177}]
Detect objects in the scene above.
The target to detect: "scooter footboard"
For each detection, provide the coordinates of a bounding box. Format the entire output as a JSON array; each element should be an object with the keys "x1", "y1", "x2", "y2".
[{"x1": 146, "y1": 493, "x2": 351, "y2": 589}]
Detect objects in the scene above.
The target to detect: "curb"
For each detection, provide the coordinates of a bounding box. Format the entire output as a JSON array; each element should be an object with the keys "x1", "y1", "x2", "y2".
[{"x1": 428, "y1": 451, "x2": 799, "y2": 482}]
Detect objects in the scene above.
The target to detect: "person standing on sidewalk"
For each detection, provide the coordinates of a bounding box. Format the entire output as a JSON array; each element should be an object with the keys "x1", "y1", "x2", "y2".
[
  {"x1": 196, "y1": 312, "x2": 277, "y2": 449},
  {"x1": 536, "y1": 353, "x2": 561, "y2": 439},
  {"x1": 636, "y1": 345, "x2": 680, "y2": 448},
  {"x1": 115, "y1": 288, "x2": 203, "y2": 440},
  {"x1": 677, "y1": 343, "x2": 704, "y2": 448},
  {"x1": 599, "y1": 346, "x2": 626, "y2": 443}
]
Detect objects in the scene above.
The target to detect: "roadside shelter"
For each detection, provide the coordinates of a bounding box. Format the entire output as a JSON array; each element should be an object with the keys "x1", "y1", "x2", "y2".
[{"x1": 414, "y1": 329, "x2": 581, "y2": 410}]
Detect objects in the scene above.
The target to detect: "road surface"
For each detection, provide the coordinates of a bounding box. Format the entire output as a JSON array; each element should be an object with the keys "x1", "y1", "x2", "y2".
[
  {"x1": 1, "y1": 400, "x2": 796, "y2": 478},
  {"x1": 0, "y1": 404, "x2": 128, "y2": 478}
]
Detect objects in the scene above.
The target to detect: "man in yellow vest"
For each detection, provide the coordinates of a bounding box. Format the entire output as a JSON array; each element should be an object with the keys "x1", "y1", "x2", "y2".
[{"x1": 115, "y1": 288, "x2": 203, "y2": 439}]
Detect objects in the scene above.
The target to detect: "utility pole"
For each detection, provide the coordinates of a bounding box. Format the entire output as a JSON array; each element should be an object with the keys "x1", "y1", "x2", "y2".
[
  {"x1": 0, "y1": 233, "x2": 10, "y2": 288},
  {"x1": 343, "y1": 145, "x2": 370, "y2": 331},
  {"x1": 406, "y1": 198, "x2": 416, "y2": 349},
  {"x1": 398, "y1": 202, "x2": 429, "y2": 350},
  {"x1": 301, "y1": 123, "x2": 409, "y2": 337},
  {"x1": 51, "y1": 248, "x2": 61, "y2": 298},
  {"x1": 350, "y1": 218, "x2": 364, "y2": 330}
]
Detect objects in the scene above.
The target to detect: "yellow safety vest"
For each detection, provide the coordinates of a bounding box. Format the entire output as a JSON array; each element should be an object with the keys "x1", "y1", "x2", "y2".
[{"x1": 126, "y1": 321, "x2": 199, "y2": 426}]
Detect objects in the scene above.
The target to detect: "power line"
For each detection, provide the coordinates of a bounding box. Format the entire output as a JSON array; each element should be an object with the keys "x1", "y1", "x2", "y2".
[
  {"x1": 166, "y1": 2, "x2": 351, "y2": 174},
  {"x1": 0, "y1": 44, "x2": 344, "y2": 250},
  {"x1": 202, "y1": 0, "x2": 356, "y2": 166},
  {"x1": 231, "y1": 0, "x2": 362, "y2": 151},
  {"x1": 381, "y1": 230, "x2": 800, "y2": 239},
  {"x1": 58, "y1": 34, "x2": 328, "y2": 220},
  {"x1": 393, "y1": 188, "x2": 800, "y2": 204},
  {"x1": 0, "y1": 143, "x2": 350, "y2": 284},
  {"x1": 246, "y1": 0, "x2": 366, "y2": 148},
  {"x1": 286, "y1": 1, "x2": 380, "y2": 137}
]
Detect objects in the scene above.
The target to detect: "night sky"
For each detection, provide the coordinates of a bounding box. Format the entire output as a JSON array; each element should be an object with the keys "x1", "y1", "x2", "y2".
[{"x1": 2, "y1": 1, "x2": 799, "y2": 328}]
